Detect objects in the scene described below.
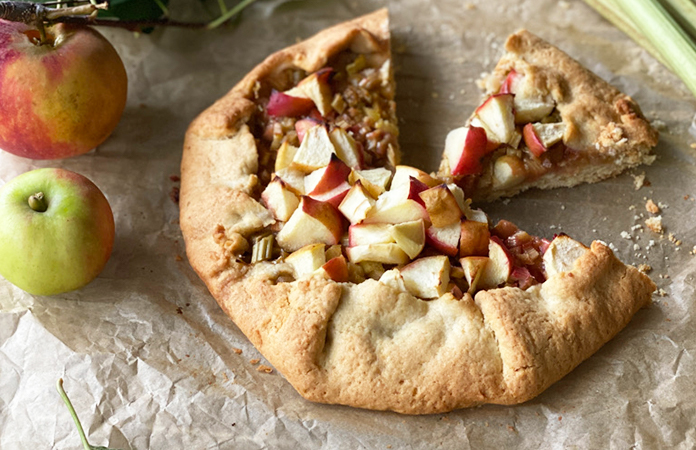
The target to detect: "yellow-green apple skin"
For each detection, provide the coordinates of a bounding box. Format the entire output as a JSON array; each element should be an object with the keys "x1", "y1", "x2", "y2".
[
  {"x1": 0, "y1": 21, "x2": 127, "y2": 159},
  {"x1": 0, "y1": 168, "x2": 115, "y2": 295}
]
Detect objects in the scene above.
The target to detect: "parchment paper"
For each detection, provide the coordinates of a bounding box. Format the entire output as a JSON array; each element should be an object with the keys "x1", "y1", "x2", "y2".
[{"x1": 1, "y1": 0, "x2": 695, "y2": 448}]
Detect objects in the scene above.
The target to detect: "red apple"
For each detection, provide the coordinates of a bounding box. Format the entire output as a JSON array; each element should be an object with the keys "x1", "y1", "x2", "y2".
[{"x1": 0, "y1": 22, "x2": 128, "y2": 159}]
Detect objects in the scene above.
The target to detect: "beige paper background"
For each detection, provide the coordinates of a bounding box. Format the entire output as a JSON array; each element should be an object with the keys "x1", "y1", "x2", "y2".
[{"x1": 1, "y1": 0, "x2": 694, "y2": 448}]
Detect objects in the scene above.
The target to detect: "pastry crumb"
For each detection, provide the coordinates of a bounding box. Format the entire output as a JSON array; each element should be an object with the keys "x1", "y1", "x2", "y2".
[
  {"x1": 232, "y1": 347, "x2": 243, "y2": 354},
  {"x1": 249, "y1": 358, "x2": 260, "y2": 365},
  {"x1": 175, "y1": 254, "x2": 183, "y2": 261},
  {"x1": 656, "y1": 288, "x2": 667, "y2": 297},
  {"x1": 645, "y1": 199, "x2": 660, "y2": 214},
  {"x1": 632, "y1": 172, "x2": 646, "y2": 190},
  {"x1": 620, "y1": 231, "x2": 632, "y2": 240},
  {"x1": 668, "y1": 233, "x2": 682, "y2": 246},
  {"x1": 645, "y1": 216, "x2": 663, "y2": 234},
  {"x1": 257, "y1": 365, "x2": 273, "y2": 374},
  {"x1": 637, "y1": 264, "x2": 652, "y2": 273},
  {"x1": 465, "y1": 3, "x2": 475, "y2": 10}
]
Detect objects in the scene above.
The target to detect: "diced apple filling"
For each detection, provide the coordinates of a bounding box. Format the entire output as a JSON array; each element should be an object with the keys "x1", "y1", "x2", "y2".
[{"x1": 246, "y1": 61, "x2": 569, "y2": 299}]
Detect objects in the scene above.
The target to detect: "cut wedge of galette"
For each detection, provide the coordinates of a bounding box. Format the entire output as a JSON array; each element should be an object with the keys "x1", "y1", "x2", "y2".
[
  {"x1": 180, "y1": 10, "x2": 656, "y2": 414},
  {"x1": 439, "y1": 30, "x2": 659, "y2": 202}
]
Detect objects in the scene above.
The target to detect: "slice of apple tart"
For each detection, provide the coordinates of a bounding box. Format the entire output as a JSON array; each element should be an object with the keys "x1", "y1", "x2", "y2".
[
  {"x1": 438, "y1": 30, "x2": 659, "y2": 203},
  {"x1": 180, "y1": 10, "x2": 655, "y2": 414}
]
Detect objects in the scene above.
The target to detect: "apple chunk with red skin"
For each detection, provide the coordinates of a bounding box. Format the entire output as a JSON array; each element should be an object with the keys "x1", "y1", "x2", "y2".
[
  {"x1": 459, "y1": 256, "x2": 489, "y2": 294},
  {"x1": 472, "y1": 93, "x2": 516, "y2": 146},
  {"x1": 261, "y1": 176, "x2": 300, "y2": 222},
  {"x1": 319, "y1": 255, "x2": 349, "y2": 282},
  {"x1": 419, "y1": 184, "x2": 462, "y2": 227},
  {"x1": 277, "y1": 196, "x2": 344, "y2": 252},
  {"x1": 399, "y1": 255, "x2": 450, "y2": 299},
  {"x1": 266, "y1": 90, "x2": 315, "y2": 117},
  {"x1": 338, "y1": 181, "x2": 375, "y2": 224},
  {"x1": 522, "y1": 123, "x2": 566, "y2": 157},
  {"x1": 363, "y1": 176, "x2": 429, "y2": 224},
  {"x1": 478, "y1": 237, "x2": 514, "y2": 289},
  {"x1": 284, "y1": 68, "x2": 333, "y2": 117},
  {"x1": 305, "y1": 154, "x2": 352, "y2": 207},
  {"x1": 0, "y1": 22, "x2": 128, "y2": 159},
  {"x1": 292, "y1": 125, "x2": 336, "y2": 172},
  {"x1": 426, "y1": 221, "x2": 460, "y2": 256},
  {"x1": 0, "y1": 168, "x2": 115, "y2": 295},
  {"x1": 443, "y1": 126, "x2": 489, "y2": 176}
]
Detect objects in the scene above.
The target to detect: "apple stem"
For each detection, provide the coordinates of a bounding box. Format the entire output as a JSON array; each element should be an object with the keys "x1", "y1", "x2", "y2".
[{"x1": 28, "y1": 192, "x2": 48, "y2": 212}]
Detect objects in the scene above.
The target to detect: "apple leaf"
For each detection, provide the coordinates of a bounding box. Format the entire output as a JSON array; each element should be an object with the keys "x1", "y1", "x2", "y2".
[{"x1": 56, "y1": 379, "x2": 122, "y2": 450}]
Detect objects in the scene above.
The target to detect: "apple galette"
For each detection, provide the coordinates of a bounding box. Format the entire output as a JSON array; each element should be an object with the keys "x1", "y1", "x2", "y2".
[{"x1": 180, "y1": 10, "x2": 656, "y2": 414}]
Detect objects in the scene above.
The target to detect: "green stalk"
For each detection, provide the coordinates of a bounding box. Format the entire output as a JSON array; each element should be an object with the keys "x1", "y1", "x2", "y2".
[
  {"x1": 660, "y1": 0, "x2": 696, "y2": 42},
  {"x1": 56, "y1": 379, "x2": 92, "y2": 450},
  {"x1": 584, "y1": 0, "x2": 672, "y2": 69},
  {"x1": 206, "y1": 0, "x2": 258, "y2": 30},
  {"x1": 614, "y1": 0, "x2": 696, "y2": 97}
]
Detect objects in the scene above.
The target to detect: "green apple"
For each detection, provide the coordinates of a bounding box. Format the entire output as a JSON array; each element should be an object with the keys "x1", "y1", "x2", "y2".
[{"x1": 0, "y1": 168, "x2": 115, "y2": 295}]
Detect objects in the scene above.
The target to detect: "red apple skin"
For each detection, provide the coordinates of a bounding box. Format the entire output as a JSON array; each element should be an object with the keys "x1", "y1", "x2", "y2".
[
  {"x1": 301, "y1": 196, "x2": 345, "y2": 243},
  {"x1": 0, "y1": 21, "x2": 128, "y2": 160},
  {"x1": 425, "y1": 226, "x2": 459, "y2": 256},
  {"x1": 322, "y1": 255, "x2": 349, "y2": 282},
  {"x1": 307, "y1": 154, "x2": 352, "y2": 195},
  {"x1": 267, "y1": 90, "x2": 315, "y2": 117},
  {"x1": 295, "y1": 118, "x2": 322, "y2": 143},
  {"x1": 498, "y1": 69, "x2": 520, "y2": 94},
  {"x1": 406, "y1": 176, "x2": 430, "y2": 207},
  {"x1": 451, "y1": 126, "x2": 489, "y2": 176},
  {"x1": 522, "y1": 123, "x2": 547, "y2": 157}
]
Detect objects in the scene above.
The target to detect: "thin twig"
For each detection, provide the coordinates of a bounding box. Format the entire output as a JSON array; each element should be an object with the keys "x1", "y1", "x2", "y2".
[{"x1": 54, "y1": 15, "x2": 208, "y2": 30}]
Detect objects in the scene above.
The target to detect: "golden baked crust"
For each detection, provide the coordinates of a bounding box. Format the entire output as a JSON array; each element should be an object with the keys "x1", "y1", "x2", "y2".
[
  {"x1": 440, "y1": 30, "x2": 659, "y2": 202},
  {"x1": 180, "y1": 12, "x2": 656, "y2": 414}
]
